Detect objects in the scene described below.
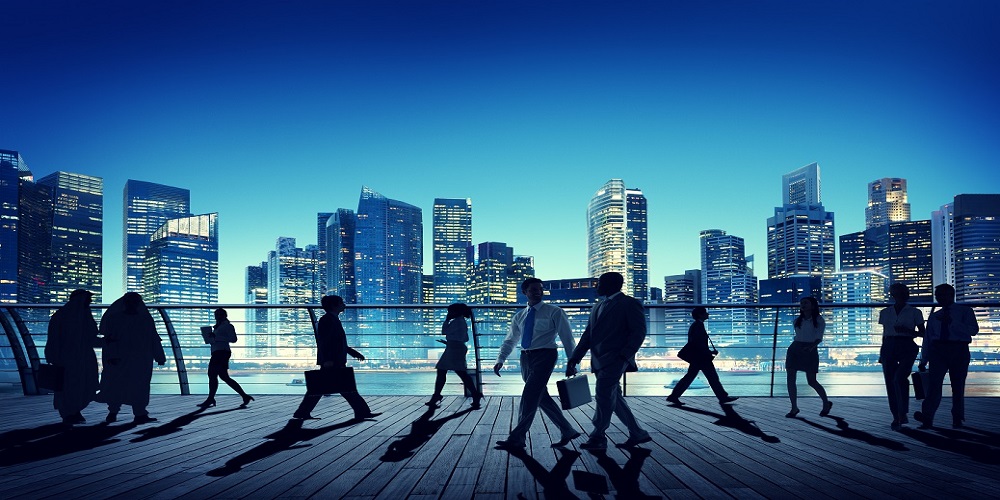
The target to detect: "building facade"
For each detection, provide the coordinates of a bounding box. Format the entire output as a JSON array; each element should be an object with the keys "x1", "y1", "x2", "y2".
[
  {"x1": 700, "y1": 230, "x2": 758, "y2": 344},
  {"x1": 866, "y1": 177, "x2": 910, "y2": 229},
  {"x1": 432, "y1": 198, "x2": 472, "y2": 304},
  {"x1": 767, "y1": 164, "x2": 836, "y2": 284},
  {"x1": 37, "y1": 172, "x2": 103, "y2": 303},
  {"x1": 124, "y1": 180, "x2": 190, "y2": 293},
  {"x1": 587, "y1": 179, "x2": 649, "y2": 301}
]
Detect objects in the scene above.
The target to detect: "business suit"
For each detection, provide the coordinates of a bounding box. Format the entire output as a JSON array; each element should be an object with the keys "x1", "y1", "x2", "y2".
[
  {"x1": 569, "y1": 291, "x2": 649, "y2": 447},
  {"x1": 294, "y1": 311, "x2": 372, "y2": 419}
]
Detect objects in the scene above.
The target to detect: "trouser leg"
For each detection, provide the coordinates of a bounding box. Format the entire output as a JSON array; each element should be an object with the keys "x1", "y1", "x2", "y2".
[
  {"x1": 670, "y1": 364, "x2": 700, "y2": 397},
  {"x1": 343, "y1": 391, "x2": 372, "y2": 417},
  {"x1": 950, "y1": 344, "x2": 971, "y2": 421},
  {"x1": 922, "y1": 346, "x2": 948, "y2": 423},
  {"x1": 508, "y1": 350, "x2": 557, "y2": 443},
  {"x1": 700, "y1": 362, "x2": 730, "y2": 400},
  {"x1": 295, "y1": 394, "x2": 321, "y2": 416},
  {"x1": 590, "y1": 362, "x2": 627, "y2": 443}
]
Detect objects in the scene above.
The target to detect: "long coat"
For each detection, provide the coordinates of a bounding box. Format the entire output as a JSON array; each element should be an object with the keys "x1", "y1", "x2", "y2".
[
  {"x1": 45, "y1": 299, "x2": 100, "y2": 415},
  {"x1": 96, "y1": 307, "x2": 166, "y2": 407}
]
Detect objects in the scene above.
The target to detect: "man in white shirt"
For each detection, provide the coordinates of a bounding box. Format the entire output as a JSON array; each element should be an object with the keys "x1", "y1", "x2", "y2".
[{"x1": 494, "y1": 278, "x2": 582, "y2": 449}]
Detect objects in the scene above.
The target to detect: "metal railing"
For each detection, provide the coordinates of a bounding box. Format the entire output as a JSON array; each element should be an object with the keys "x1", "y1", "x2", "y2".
[{"x1": 2, "y1": 302, "x2": 998, "y2": 397}]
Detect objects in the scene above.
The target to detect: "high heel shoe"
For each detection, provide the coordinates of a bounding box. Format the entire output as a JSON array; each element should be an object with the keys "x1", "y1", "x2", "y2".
[
  {"x1": 197, "y1": 398, "x2": 216, "y2": 408},
  {"x1": 471, "y1": 393, "x2": 483, "y2": 409},
  {"x1": 425, "y1": 394, "x2": 443, "y2": 407},
  {"x1": 785, "y1": 408, "x2": 800, "y2": 418},
  {"x1": 241, "y1": 395, "x2": 255, "y2": 407}
]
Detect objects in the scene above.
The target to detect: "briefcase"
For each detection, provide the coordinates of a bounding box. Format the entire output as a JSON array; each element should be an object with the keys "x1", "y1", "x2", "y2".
[
  {"x1": 912, "y1": 370, "x2": 929, "y2": 400},
  {"x1": 556, "y1": 374, "x2": 592, "y2": 410},
  {"x1": 37, "y1": 363, "x2": 65, "y2": 391},
  {"x1": 305, "y1": 367, "x2": 357, "y2": 395}
]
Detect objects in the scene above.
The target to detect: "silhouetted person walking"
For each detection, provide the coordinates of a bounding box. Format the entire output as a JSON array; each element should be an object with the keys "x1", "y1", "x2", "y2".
[
  {"x1": 426, "y1": 303, "x2": 483, "y2": 409},
  {"x1": 915, "y1": 284, "x2": 979, "y2": 429},
  {"x1": 199, "y1": 308, "x2": 253, "y2": 408},
  {"x1": 667, "y1": 307, "x2": 738, "y2": 406},
  {"x1": 96, "y1": 292, "x2": 166, "y2": 423},
  {"x1": 293, "y1": 295, "x2": 380, "y2": 420},
  {"x1": 785, "y1": 296, "x2": 832, "y2": 418},
  {"x1": 45, "y1": 289, "x2": 100, "y2": 425},
  {"x1": 494, "y1": 278, "x2": 581, "y2": 449},
  {"x1": 878, "y1": 283, "x2": 925, "y2": 430},
  {"x1": 567, "y1": 272, "x2": 650, "y2": 451}
]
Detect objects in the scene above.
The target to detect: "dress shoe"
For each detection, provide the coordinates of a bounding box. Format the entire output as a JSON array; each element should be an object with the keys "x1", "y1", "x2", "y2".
[
  {"x1": 551, "y1": 431, "x2": 582, "y2": 448},
  {"x1": 616, "y1": 433, "x2": 652, "y2": 448},
  {"x1": 355, "y1": 412, "x2": 382, "y2": 419},
  {"x1": 471, "y1": 393, "x2": 484, "y2": 409},
  {"x1": 820, "y1": 400, "x2": 833, "y2": 417},
  {"x1": 241, "y1": 395, "x2": 255, "y2": 407},
  {"x1": 105, "y1": 411, "x2": 118, "y2": 423},
  {"x1": 292, "y1": 412, "x2": 317, "y2": 419},
  {"x1": 580, "y1": 440, "x2": 608, "y2": 451},
  {"x1": 197, "y1": 398, "x2": 216, "y2": 408},
  {"x1": 134, "y1": 415, "x2": 158, "y2": 424},
  {"x1": 913, "y1": 411, "x2": 933, "y2": 429},
  {"x1": 495, "y1": 439, "x2": 526, "y2": 449},
  {"x1": 718, "y1": 396, "x2": 739, "y2": 404},
  {"x1": 785, "y1": 408, "x2": 800, "y2": 418},
  {"x1": 665, "y1": 395, "x2": 684, "y2": 406},
  {"x1": 425, "y1": 394, "x2": 443, "y2": 407},
  {"x1": 952, "y1": 417, "x2": 964, "y2": 429},
  {"x1": 890, "y1": 421, "x2": 901, "y2": 431},
  {"x1": 899, "y1": 415, "x2": 909, "y2": 425}
]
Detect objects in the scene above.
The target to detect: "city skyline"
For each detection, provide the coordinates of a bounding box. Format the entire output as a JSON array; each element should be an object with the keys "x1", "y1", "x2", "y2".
[{"x1": 3, "y1": 1, "x2": 998, "y2": 303}]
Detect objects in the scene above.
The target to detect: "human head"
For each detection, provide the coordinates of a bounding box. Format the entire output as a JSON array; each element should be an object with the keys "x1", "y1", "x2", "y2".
[
  {"x1": 596, "y1": 272, "x2": 624, "y2": 297},
  {"x1": 123, "y1": 292, "x2": 143, "y2": 313},
  {"x1": 446, "y1": 303, "x2": 473, "y2": 320},
  {"x1": 889, "y1": 283, "x2": 910, "y2": 303},
  {"x1": 799, "y1": 296, "x2": 819, "y2": 317},
  {"x1": 692, "y1": 306, "x2": 709, "y2": 321},
  {"x1": 934, "y1": 284, "x2": 956, "y2": 306},
  {"x1": 521, "y1": 278, "x2": 544, "y2": 305},
  {"x1": 69, "y1": 289, "x2": 93, "y2": 305},
  {"x1": 321, "y1": 294, "x2": 346, "y2": 313},
  {"x1": 214, "y1": 308, "x2": 228, "y2": 322}
]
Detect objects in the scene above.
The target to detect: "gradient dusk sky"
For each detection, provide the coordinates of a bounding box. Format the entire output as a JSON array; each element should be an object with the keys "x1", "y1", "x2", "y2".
[{"x1": 3, "y1": 1, "x2": 998, "y2": 303}]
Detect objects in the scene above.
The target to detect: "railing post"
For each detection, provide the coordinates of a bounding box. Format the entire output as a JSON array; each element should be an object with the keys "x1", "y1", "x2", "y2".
[
  {"x1": 470, "y1": 308, "x2": 483, "y2": 396},
  {"x1": 770, "y1": 306, "x2": 780, "y2": 398},
  {"x1": 8, "y1": 308, "x2": 44, "y2": 395},
  {"x1": 156, "y1": 308, "x2": 190, "y2": 395}
]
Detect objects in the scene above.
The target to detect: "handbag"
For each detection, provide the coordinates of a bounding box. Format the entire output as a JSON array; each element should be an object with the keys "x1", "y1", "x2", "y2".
[
  {"x1": 677, "y1": 335, "x2": 718, "y2": 363},
  {"x1": 37, "y1": 363, "x2": 65, "y2": 391},
  {"x1": 912, "y1": 370, "x2": 929, "y2": 400},
  {"x1": 304, "y1": 367, "x2": 357, "y2": 395},
  {"x1": 557, "y1": 374, "x2": 592, "y2": 410}
]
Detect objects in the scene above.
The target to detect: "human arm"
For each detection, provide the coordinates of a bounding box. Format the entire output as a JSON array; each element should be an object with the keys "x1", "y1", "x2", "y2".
[
  {"x1": 619, "y1": 298, "x2": 646, "y2": 359},
  {"x1": 494, "y1": 311, "x2": 522, "y2": 375},
  {"x1": 955, "y1": 305, "x2": 980, "y2": 339},
  {"x1": 555, "y1": 308, "x2": 576, "y2": 361},
  {"x1": 566, "y1": 323, "x2": 592, "y2": 376},
  {"x1": 347, "y1": 347, "x2": 365, "y2": 361}
]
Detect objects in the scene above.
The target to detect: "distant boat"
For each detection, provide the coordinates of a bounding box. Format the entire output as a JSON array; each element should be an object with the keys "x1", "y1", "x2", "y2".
[
  {"x1": 287, "y1": 378, "x2": 305, "y2": 386},
  {"x1": 665, "y1": 378, "x2": 708, "y2": 390}
]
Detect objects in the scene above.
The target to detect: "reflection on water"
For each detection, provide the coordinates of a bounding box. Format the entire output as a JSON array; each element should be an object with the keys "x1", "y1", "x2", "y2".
[{"x1": 149, "y1": 370, "x2": 1000, "y2": 397}]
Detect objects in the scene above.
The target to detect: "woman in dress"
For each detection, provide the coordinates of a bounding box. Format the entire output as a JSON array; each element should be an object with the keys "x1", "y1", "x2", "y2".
[
  {"x1": 199, "y1": 308, "x2": 253, "y2": 408},
  {"x1": 426, "y1": 303, "x2": 483, "y2": 409},
  {"x1": 878, "y1": 283, "x2": 925, "y2": 430},
  {"x1": 785, "y1": 296, "x2": 832, "y2": 418}
]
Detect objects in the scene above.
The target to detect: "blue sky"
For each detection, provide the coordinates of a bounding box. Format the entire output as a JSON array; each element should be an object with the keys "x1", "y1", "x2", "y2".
[{"x1": 3, "y1": 1, "x2": 998, "y2": 303}]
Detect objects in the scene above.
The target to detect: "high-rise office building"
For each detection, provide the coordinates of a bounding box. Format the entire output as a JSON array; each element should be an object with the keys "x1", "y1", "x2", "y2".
[
  {"x1": 124, "y1": 180, "x2": 190, "y2": 293},
  {"x1": 840, "y1": 220, "x2": 933, "y2": 301},
  {"x1": 245, "y1": 262, "x2": 270, "y2": 359},
  {"x1": 931, "y1": 203, "x2": 955, "y2": 287},
  {"x1": 432, "y1": 198, "x2": 472, "y2": 304},
  {"x1": 16, "y1": 179, "x2": 53, "y2": 304},
  {"x1": 354, "y1": 187, "x2": 423, "y2": 358},
  {"x1": 467, "y1": 242, "x2": 531, "y2": 364},
  {"x1": 0, "y1": 150, "x2": 30, "y2": 303},
  {"x1": 37, "y1": 172, "x2": 103, "y2": 303},
  {"x1": 866, "y1": 178, "x2": 910, "y2": 229},
  {"x1": 143, "y1": 213, "x2": 218, "y2": 362},
  {"x1": 587, "y1": 179, "x2": 649, "y2": 301},
  {"x1": 543, "y1": 277, "x2": 598, "y2": 350},
  {"x1": 267, "y1": 237, "x2": 322, "y2": 358},
  {"x1": 325, "y1": 208, "x2": 356, "y2": 301},
  {"x1": 953, "y1": 195, "x2": 1000, "y2": 316},
  {"x1": 767, "y1": 163, "x2": 836, "y2": 282},
  {"x1": 825, "y1": 270, "x2": 888, "y2": 344},
  {"x1": 316, "y1": 212, "x2": 334, "y2": 294},
  {"x1": 661, "y1": 270, "x2": 702, "y2": 348},
  {"x1": 700, "y1": 230, "x2": 758, "y2": 344}
]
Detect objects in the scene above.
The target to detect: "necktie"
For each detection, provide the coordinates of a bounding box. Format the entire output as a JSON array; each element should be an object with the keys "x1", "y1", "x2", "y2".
[
  {"x1": 940, "y1": 308, "x2": 951, "y2": 341},
  {"x1": 521, "y1": 306, "x2": 536, "y2": 349}
]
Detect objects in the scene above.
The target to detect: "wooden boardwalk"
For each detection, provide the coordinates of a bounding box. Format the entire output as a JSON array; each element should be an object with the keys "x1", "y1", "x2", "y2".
[{"x1": 1, "y1": 394, "x2": 999, "y2": 499}]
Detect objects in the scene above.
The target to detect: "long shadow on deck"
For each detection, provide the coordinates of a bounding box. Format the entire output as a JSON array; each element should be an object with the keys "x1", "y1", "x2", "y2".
[
  {"x1": 0, "y1": 422, "x2": 138, "y2": 465},
  {"x1": 671, "y1": 403, "x2": 781, "y2": 443},
  {"x1": 796, "y1": 416, "x2": 908, "y2": 451},
  {"x1": 380, "y1": 406, "x2": 474, "y2": 462},
  {"x1": 206, "y1": 417, "x2": 364, "y2": 476},
  {"x1": 130, "y1": 407, "x2": 242, "y2": 443},
  {"x1": 505, "y1": 446, "x2": 580, "y2": 499},
  {"x1": 899, "y1": 427, "x2": 1000, "y2": 464}
]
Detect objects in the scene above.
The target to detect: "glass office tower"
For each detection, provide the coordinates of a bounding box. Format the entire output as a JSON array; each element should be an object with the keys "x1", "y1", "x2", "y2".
[
  {"x1": 124, "y1": 180, "x2": 191, "y2": 293},
  {"x1": 432, "y1": 198, "x2": 472, "y2": 305},
  {"x1": 37, "y1": 172, "x2": 103, "y2": 303},
  {"x1": 245, "y1": 262, "x2": 271, "y2": 359},
  {"x1": 953, "y1": 194, "x2": 1000, "y2": 334},
  {"x1": 700, "y1": 229, "x2": 758, "y2": 344},
  {"x1": 325, "y1": 209, "x2": 357, "y2": 300},
  {"x1": 866, "y1": 177, "x2": 910, "y2": 229},
  {"x1": 0, "y1": 150, "x2": 30, "y2": 303},
  {"x1": 587, "y1": 179, "x2": 649, "y2": 300},
  {"x1": 767, "y1": 164, "x2": 836, "y2": 285},
  {"x1": 267, "y1": 237, "x2": 322, "y2": 360}
]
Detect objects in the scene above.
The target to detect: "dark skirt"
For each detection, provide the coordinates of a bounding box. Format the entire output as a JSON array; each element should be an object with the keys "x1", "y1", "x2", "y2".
[
  {"x1": 435, "y1": 341, "x2": 468, "y2": 371},
  {"x1": 786, "y1": 341, "x2": 819, "y2": 373}
]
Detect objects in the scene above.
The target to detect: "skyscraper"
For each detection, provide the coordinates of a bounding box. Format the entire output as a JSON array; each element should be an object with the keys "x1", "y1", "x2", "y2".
[
  {"x1": 124, "y1": 180, "x2": 191, "y2": 293},
  {"x1": 866, "y1": 177, "x2": 910, "y2": 229},
  {"x1": 267, "y1": 237, "x2": 322, "y2": 358},
  {"x1": 661, "y1": 270, "x2": 702, "y2": 348},
  {"x1": 37, "y1": 172, "x2": 103, "y2": 303},
  {"x1": 143, "y1": 213, "x2": 218, "y2": 362},
  {"x1": 700, "y1": 229, "x2": 758, "y2": 343},
  {"x1": 587, "y1": 179, "x2": 649, "y2": 300},
  {"x1": 953, "y1": 195, "x2": 1000, "y2": 311},
  {"x1": 931, "y1": 202, "x2": 955, "y2": 287},
  {"x1": 0, "y1": 150, "x2": 29, "y2": 303},
  {"x1": 325, "y1": 208, "x2": 356, "y2": 300},
  {"x1": 245, "y1": 262, "x2": 270, "y2": 358},
  {"x1": 316, "y1": 212, "x2": 334, "y2": 294},
  {"x1": 467, "y1": 242, "x2": 533, "y2": 364},
  {"x1": 16, "y1": 179, "x2": 53, "y2": 304},
  {"x1": 826, "y1": 270, "x2": 888, "y2": 345},
  {"x1": 432, "y1": 198, "x2": 472, "y2": 304},
  {"x1": 840, "y1": 221, "x2": 933, "y2": 301},
  {"x1": 767, "y1": 163, "x2": 836, "y2": 282}
]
